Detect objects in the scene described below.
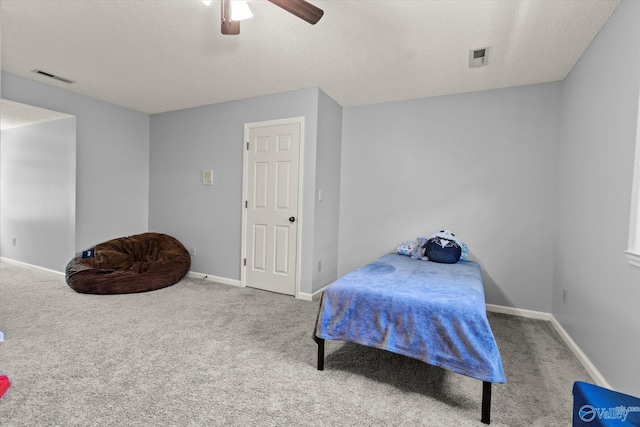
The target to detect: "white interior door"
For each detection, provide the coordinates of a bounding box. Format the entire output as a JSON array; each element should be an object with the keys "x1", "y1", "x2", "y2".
[{"x1": 244, "y1": 120, "x2": 301, "y2": 295}]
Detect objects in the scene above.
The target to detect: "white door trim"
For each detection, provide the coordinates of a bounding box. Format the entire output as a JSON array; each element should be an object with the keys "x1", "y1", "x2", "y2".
[{"x1": 241, "y1": 116, "x2": 305, "y2": 298}]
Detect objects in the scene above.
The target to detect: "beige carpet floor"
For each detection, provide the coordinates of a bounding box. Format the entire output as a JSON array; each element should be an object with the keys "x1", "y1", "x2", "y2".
[{"x1": 0, "y1": 261, "x2": 592, "y2": 426}]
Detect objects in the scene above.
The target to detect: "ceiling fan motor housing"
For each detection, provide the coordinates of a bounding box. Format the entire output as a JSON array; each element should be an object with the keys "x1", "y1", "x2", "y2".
[{"x1": 221, "y1": 0, "x2": 323, "y2": 35}]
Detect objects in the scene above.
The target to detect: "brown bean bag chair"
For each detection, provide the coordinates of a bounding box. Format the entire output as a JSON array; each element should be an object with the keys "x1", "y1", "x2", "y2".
[{"x1": 65, "y1": 232, "x2": 191, "y2": 295}]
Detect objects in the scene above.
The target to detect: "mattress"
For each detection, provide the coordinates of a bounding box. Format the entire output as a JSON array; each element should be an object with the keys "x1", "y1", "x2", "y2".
[{"x1": 314, "y1": 253, "x2": 506, "y2": 383}]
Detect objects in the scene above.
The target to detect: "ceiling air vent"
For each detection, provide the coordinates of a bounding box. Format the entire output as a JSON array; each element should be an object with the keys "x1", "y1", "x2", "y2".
[
  {"x1": 31, "y1": 69, "x2": 75, "y2": 84},
  {"x1": 469, "y1": 47, "x2": 489, "y2": 68}
]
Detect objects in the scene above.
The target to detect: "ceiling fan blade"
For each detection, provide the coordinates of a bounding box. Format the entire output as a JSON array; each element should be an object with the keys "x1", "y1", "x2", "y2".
[
  {"x1": 221, "y1": 0, "x2": 240, "y2": 35},
  {"x1": 268, "y1": 0, "x2": 324, "y2": 25}
]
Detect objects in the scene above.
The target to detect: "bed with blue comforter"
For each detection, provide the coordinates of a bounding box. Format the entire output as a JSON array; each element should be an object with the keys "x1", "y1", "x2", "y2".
[{"x1": 313, "y1": 253, "x2": 505, "y2": 424}]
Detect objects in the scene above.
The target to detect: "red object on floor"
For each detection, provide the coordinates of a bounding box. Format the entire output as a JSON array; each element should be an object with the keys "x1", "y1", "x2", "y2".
[{"x1": 0, "y1": 375, "x2": 10, "y2": 399}]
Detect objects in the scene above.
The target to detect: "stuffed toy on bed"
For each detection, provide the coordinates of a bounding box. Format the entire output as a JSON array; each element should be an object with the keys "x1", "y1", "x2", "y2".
[
  {"x1": 397, "y1": 240, "x2": 421, "y2": 257},
  {"x1": 397, "y1": 230, "x2": 468, "y2": 263},
  {"x1": 425, "y1": 229, "x2": 467, "y2": 263}
]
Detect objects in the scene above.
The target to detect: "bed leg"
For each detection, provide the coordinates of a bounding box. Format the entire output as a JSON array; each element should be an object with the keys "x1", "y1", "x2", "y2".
[
  {"x1": 481, "y1": 381, "x2": 491, "y2": 424},
  {"x1": 317, "y1": 338, "x2": 325, "y2": 371}
]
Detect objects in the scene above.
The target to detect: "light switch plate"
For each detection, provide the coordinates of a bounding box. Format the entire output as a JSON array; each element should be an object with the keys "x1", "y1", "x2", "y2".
[{"x1": 202, "y1": 170, "x2": 213, "y2": 186}]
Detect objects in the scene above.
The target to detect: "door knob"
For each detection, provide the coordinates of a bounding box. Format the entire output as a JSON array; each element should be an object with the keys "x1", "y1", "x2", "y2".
[{"x1": 289, "y1": 216, "x2": 296, "y2": 223}]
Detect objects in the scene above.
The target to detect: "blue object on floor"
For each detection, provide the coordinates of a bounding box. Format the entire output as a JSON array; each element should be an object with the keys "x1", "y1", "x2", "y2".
[{"x1": 573, "y1": 381, "x2": 640, "y2": 426}]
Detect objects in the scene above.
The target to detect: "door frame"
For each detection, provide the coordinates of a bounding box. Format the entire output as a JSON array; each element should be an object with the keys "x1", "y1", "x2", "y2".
[{"x1": 240, "y1": 116, "x2": 305, "y2": 297}]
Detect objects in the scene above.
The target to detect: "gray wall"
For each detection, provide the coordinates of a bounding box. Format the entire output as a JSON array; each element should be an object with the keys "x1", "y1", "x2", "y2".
[
  {"x1": 339, "y1": 83, "x2": 561, "y2": 312},
  {"x1": 3, "y1": 5, "x2": 638, "y2": 393},
  {"x1": 0, "y1": 118, "x2": 76, "y2": 271},
  {"x1": 312, "y1": 90, "x2": 343, "y2": 292},
  {"x1": 554, "y1": 0, "x2": 640, "y2": 396},
  {"x1": 149, "y1": 88, "x2": 328, "y2": 294},
  {"x1": 1, "y1": 72, "x2": 150, "y2": 254}
]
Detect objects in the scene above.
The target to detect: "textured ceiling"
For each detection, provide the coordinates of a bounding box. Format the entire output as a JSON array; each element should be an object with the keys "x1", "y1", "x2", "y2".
[
  {"x1": 0, "y1": 0, "x2": 621, "y2": 115},
  {"x1": 0, "y1": 99, "x2": 74, "y2": 130}
]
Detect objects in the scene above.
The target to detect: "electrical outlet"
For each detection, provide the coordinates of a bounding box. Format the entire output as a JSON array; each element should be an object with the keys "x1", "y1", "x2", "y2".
[
  {"x1": 562, "y1": 288, "x2": 568, "y2": 304},
  {"x1": 189, "y1": 247, "x2": 196, "y2": 257},
  {"x1": 318, "y1": 261, "x2": 322, "y2": 272},
  {"x1": 12, "y1": 237, "x2": 16, "y2": 247}
]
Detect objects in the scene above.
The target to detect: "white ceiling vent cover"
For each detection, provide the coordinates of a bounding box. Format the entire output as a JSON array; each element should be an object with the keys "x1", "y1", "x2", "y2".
[{"x1": 469, "y1": 48, "x2": 489, "y2": 68}]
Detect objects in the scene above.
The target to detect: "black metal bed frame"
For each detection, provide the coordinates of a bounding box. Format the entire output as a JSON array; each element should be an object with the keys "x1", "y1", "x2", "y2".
[{"x1": 315, "y1": 337, "x2": 493, "y2": 425}]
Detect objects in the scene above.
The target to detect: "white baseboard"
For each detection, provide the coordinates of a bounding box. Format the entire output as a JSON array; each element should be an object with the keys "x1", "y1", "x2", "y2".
[
  {"x1": 297, "y1": 292, "x2": 313, "y2": 301},
  {"x1": 303, "y1": 284, "x2": 330, "y2": 302},
  {"x1": 486, "y1": 303, "x2": 610, "y2": 389},
  {"x1": 548, "y1": 315, "x2": 612, "y2": 389},
  {"x1": 0, "y1": 259, "x2": 243, "y2": 289},
  {"x1": 188, "y1": 275, "x2": 319, "y2": 302},
  {"x1": 187, "y1": 271, "x2": 241, "y2": 288},
  {"x1": 485, "y1": 303, "x2": 552, "y2": 321},
  {"x1": 0, "y1": 260, "x2": 241, "y2": 288},
  {"x1": 0, "y1": 257, "x2": 64, "y2": 276}
]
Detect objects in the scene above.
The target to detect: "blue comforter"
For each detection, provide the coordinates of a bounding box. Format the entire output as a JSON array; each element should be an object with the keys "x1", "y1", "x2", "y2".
[{"x1": 314, "y1": 253, "x2": 506, "y2": 383}]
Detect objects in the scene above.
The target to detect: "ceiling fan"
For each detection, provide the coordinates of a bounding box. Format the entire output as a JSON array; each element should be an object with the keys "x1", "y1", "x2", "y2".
[{"x1": 220, "y1": 0, "x2": 324, "y2": 35}]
